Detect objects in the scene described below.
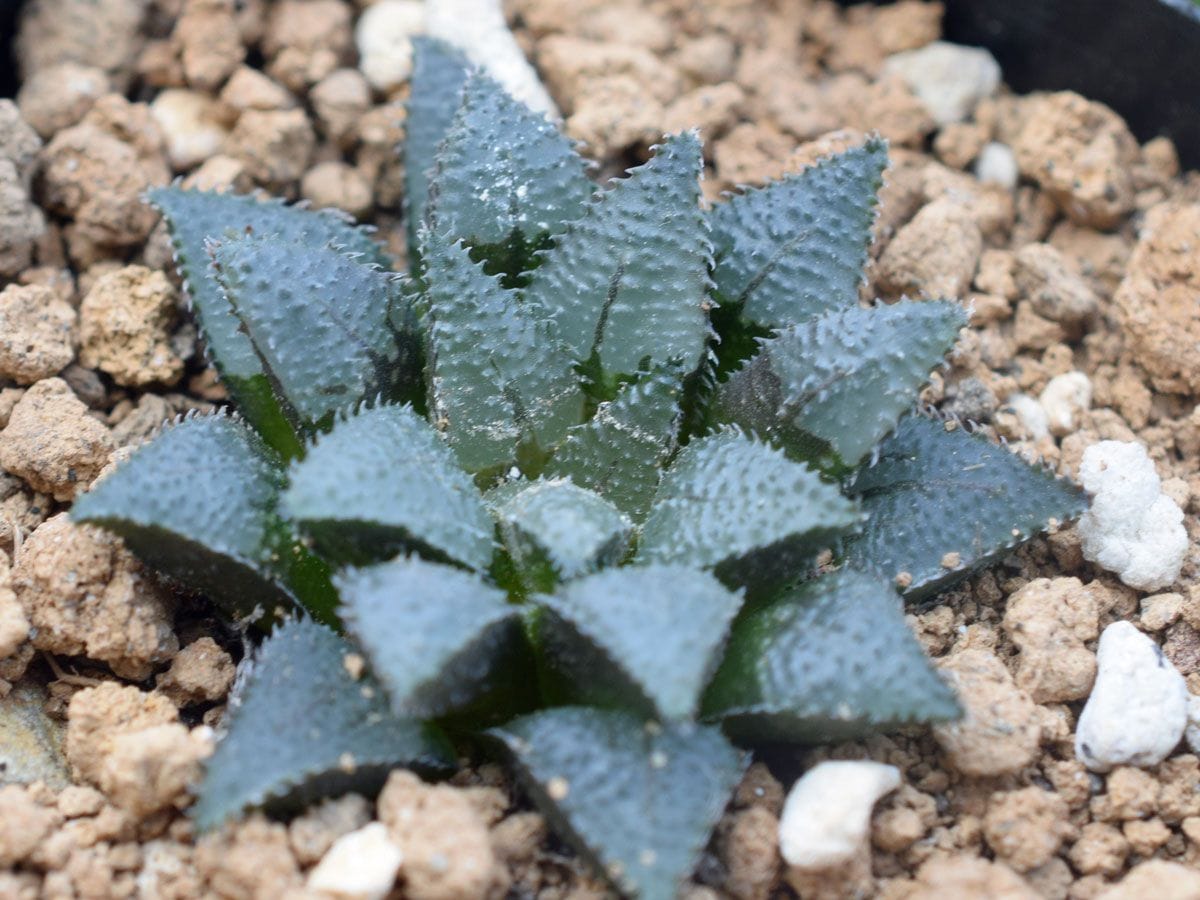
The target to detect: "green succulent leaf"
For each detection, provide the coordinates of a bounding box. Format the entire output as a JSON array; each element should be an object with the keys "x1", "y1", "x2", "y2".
[
  {"x1": 708, "y1": 137, "x2": 887, "y2": 329},
  {"x1": 714, "y1": 300, "x2": 967, "y2": 469},
  {"x1": 148, "y1": 187, "x2": 388, "y2": 456},
  {"x1": 427, "y1": 70, "x2": 592, "y2": 253},
  {"x1": 546, "y1": 367, "x2": 683, "y2": 520},
  {"x1": 492, "y1": 479, "x2": 632, "y2": 592},
  {"x1": 524, "y1": 133, "x2": 711, "y2": 380},
  {"x1": 422, "y1": 232, "x2": 585, "y2": 474},
  {"x1": 536, "y1": 565, "x2": 743, "y2": 720},
  {"x1": 702, "y1": 570, "x2": 959, "y2": 741},
  {"x1": 491, "y1": 707, "x2": 745, "y2": 900},
  {"x1": 213, "y1": 238, "x2": 410, "y2": 429},
  {"x1": 72, "y1": 414, "x2": 335, "y2": 620},
  {"x1": 638, "y1": 429, "x2": 860, "y2": 597},
  {"x1": 281, "y1": 403, "x2": 494, "y2": 569},
  {"x1": 337, "y1": 556, "x2": 534, "y2": 722},
  {"x1": 193, "y1": 618, "x2": 453, "y2": 832},
  {"x1": 843, "y1": 416, "x2": 1088, "y2": 602},
  {"x1": 405, "y1": 37, "x2": 471, "y2": 256}
]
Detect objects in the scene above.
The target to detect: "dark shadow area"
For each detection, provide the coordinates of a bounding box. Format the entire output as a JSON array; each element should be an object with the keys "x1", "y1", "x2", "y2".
[{"x1": 0, "y1": 0, "x2": 20, "y2": 99}]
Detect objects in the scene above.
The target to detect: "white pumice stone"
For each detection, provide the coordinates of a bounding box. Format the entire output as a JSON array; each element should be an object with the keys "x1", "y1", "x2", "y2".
[
  {"x1": 975, "y1": 142, "x2": 1019, "y2": 189},
  {"x1": 355, "y1": 0, "x2": 425, "y2": 94},
  {"x1": 778, "y1": 760, "x2": 900, "y2": 870},
  {"x1": 1187, "y1": 694, "x2": 1200, "y2": 756},
  {"x1": 882, "y1": 41, "x2": 1001, "y2": 125},
  {"x1": 306, "y1": 822, "x2": 404, "y2": 900},
  {"x1": 1076, "y1": 440, "x2": 1186, "y2": 591},
  {"x1": 1039, "y1": 371, "x2": 1092, "y2": 437},
  {"x1": 1075, "y1": 621, "x2": 1188, "y2": 772}
]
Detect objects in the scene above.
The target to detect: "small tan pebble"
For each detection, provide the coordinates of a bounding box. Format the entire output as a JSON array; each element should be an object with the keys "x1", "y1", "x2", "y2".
[
  {"x1": 564, "y1": 75, "x2": 663, "y2": 157},
  {"x1": 65, "y1": 681, "x2": 178, "y2": 782},
  {"x1": 875, "y1": 197, "x2": 982, "y2": 299},
  {"x1": 0, "y1": 283, "x2": 76, "y2": 384},
  {"x1": 183, "y1": 154, "x2": 253, "y2": 193},
  {"x1": 0, "y1": 158, "x2": 46, "y2": 278},
  {"x1": 98, "y1": 722, "x2": 213, "y2": 817},
  {"x1": 1122, "y1": 817, "x2": 1171, "y2": 856},
  {"x1": 377, "y1": 770, "x2": 501, "y2": 900},
  {"x1": 263, "y1": 0, "x2": 353, "y2": 91},
  {"x1": 15, "y1": 0, "x2": 144, "y2": 90},
  {"x1": 732, "y1": 761, "x2": 785, "y2": 816},
  {"x1": 1012, "y1": 301, "x2": 1065, "y2": 352},
  {"x1": 0, "y1": 783, "x2": 62, "y2": 867},
  {"x1": 0, "y1": 379, "x2": 115, "y2": 501},
  {"x1": 1068, "y1": 822, "x2": 1128, "y2": 876},
  {"x1": 575, "y1": 4, "x2": 672, "y2": 51},
  {"x1": 1096, "y1": 765, "x2": 1160, "y2": 822},
  {"x1": 1013, "y1": 91, "x2": 1138, "y2": 230},
  {"x1": 1096, "y1": 859, "x2": 1200, "y2": 900},
  {"x1": 57, "y1": 785, "x2": 106, "y2": 818},
  {"x1": 150, "y1": 89, "x2": 231, "y2": 171},
  {"x1": 156, "y1": 637, "x2": 236, "y2": 707},
  {"x1": 301, "y1": 161, "x2": 373, "y2": 220},
  {"x1": 536, "y1": 36, "x2": 683, "y2": 116},
  {"x1": 16, "y1": 63, "x2": 109, "y2": 139},
  {"x1": 760, "y1": 79, "x2": 839, "y2": 145},
  {"x1": 1015, "y1": 243, "x2": 1100, "y2": 335},
  {"x1": 110, "y1": 393, "x2": 174, "y2": 448},
  {"x1": 932, "y1": 648, "x2": 1041, "y2": 777},
  {"x1": 79, "y1": 265, "x2": 184, "y2": 387},
  {"x1": 289, "y1": 794, "x2": 373, "y2": 866},
  {"x1": 310, "y1": 69, "x2": 371, "y2": 149},
  {"x1": 933, "y1": 121, "x2": 990, "y2": 169},
  {"x1": 661, "y1": 83, "x2": 746, "y2": 144},
  {"x1": 712, "y1": 122, "x2": 795, "y2": 186},
  {"x1": 12, "y1": 513, "x2": 177, "y2": 677},
  {"x1": 907, "y1": 856, "x2": 1039, "y2": 899},
  {"x1": 673, "y1": 34, "x2": 737, "y2": 85},
  {"x1": 0, "y1": 100, "x2": 41, "y2": 182},
  {"x1": 1157, "y1": 755, "x2": 1200, "y2": 824},
  {"x1": 137, "y1": 839, "x2": 203, "y2": 899},
  {"x1": 218, "y1": 66, "x2": 297, "y2": 116},
  {"x1": 224, "y1": 108, "x2": 316, "y2": 192},
  {"x1": 0, "y1": 555, "x2": 30, "y2": 660},
  {"x1": 852, "y1": 74, "x2": 937, "y2": 149},
  {"x1": 173, "y1": 0, "x2": 245, "y2": 92},
  {"x1": 1001, "y1": 577, "x2": 1101, "y2": 703},
  {"x1": 195, "y1": 813, "x2": 305, "y2": 898},
  {"x1": 718, "y1": 805, "x2": 779, "y2": 900},
  {"x1": 461, "y1": 785, "x2": 509, "y2": 827},
  {"x1": 1114, "y1": 202, "x2": 1200, "y2": 395},
  {"x1": 489, "y1": 812, "x2": 545, "y2": 865},
  {"x1": 982, "y1": 787, "x2": 1072, "y2": 872},
  {"x1": 307, "y1": 821, "x2": 404, "y2": 900},
  {"x1": 1141, "y1": 593, "x2": 1184, "y2": 631},
  {"x1": 39, "y1": 96, "x2": 170, "y2": 250}
]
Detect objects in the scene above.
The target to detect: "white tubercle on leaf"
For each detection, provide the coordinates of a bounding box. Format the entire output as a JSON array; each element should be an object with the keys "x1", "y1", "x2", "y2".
[
  {"x1": 307, "y1": 822, "x2": 404, "y2": 900},
  {"x1": 1075, "y1": 621, "x2": 1188, "y2": 773},
  {"x1": 1076, "y1": 440, "x2": 1186, "y2": 591},
  {"x1": 425, "y1": 0, "x2": 558, "y2": 117},
  {"x1": 778, "y1": 760, "x2": 900, "y2": 870}
]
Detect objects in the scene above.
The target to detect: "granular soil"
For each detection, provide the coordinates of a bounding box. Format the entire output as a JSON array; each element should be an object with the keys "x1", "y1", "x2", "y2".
[{"x1": 1, "y1": 0, "x2": 1200, "y2": 897}]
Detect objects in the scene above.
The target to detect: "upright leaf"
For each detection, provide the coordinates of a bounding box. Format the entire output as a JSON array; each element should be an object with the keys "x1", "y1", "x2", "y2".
[
  {"x1": 708, "y1": 138, "x2": 887, "y2": 328},
  {"x1": 405, "y1": 38, "x2": 471, "y2": 255},
  {"x1": 537, "y1": 566, "x2": 743, "y2": 720},
  {"x1": 524, "y1": 133, "x2": 711, "y2": 380},
  {"x1": 713, "y1": 300, "x2": 967, "y2": 469},
  {"x1": 843, "y1": 416, "x2": 1088, "y2": 602},
  {"x1": 493, "y1": 479, "x2": 632, "y2": 592},
  {"x1": 148, "y1": 187, "x2": 388, "y2": 456},
  {"x1": 426, "y1": 70, "x2": 592, "y2": 252},
  {"x1": 192, "y1": 618, "x2": 453, "y2": 832},
  {"x1": 491, "y1": 708, "x2": 745, "y2": 900},
  {"x1": 638, "y1": 430, "x2": 859, "y2": 597},
  {"x1": 337, "y1": 557, "x2": 534, "y2": 721},
  {"x1": 72, "y1": 414, "x2": 334, "y2": 620},
  {"x1": 546, "y1": 368, "x2": 683, "y2": 520},
  {"x1": 702, "y1": 570, "x2": 960, "y2": 741},
  {"x1": 422, "y1": 233, "x2": 585, "y2": 473},
  {"x1": 281, "y1": 404, "x2": 494, "y2": 570},
  {"x1": 214, "y1": 238, "x2": 409, "y2": 429}
]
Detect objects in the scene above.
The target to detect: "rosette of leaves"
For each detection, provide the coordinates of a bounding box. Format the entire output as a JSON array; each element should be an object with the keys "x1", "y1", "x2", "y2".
[{"x1": 72, "y1": 40, "x2": 1086, "y2": 900}]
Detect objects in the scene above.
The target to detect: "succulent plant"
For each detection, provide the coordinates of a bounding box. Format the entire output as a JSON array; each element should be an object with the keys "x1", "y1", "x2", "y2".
[{"x1": 72, "y1": 39, "x2": 1086, "y2": 899}]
